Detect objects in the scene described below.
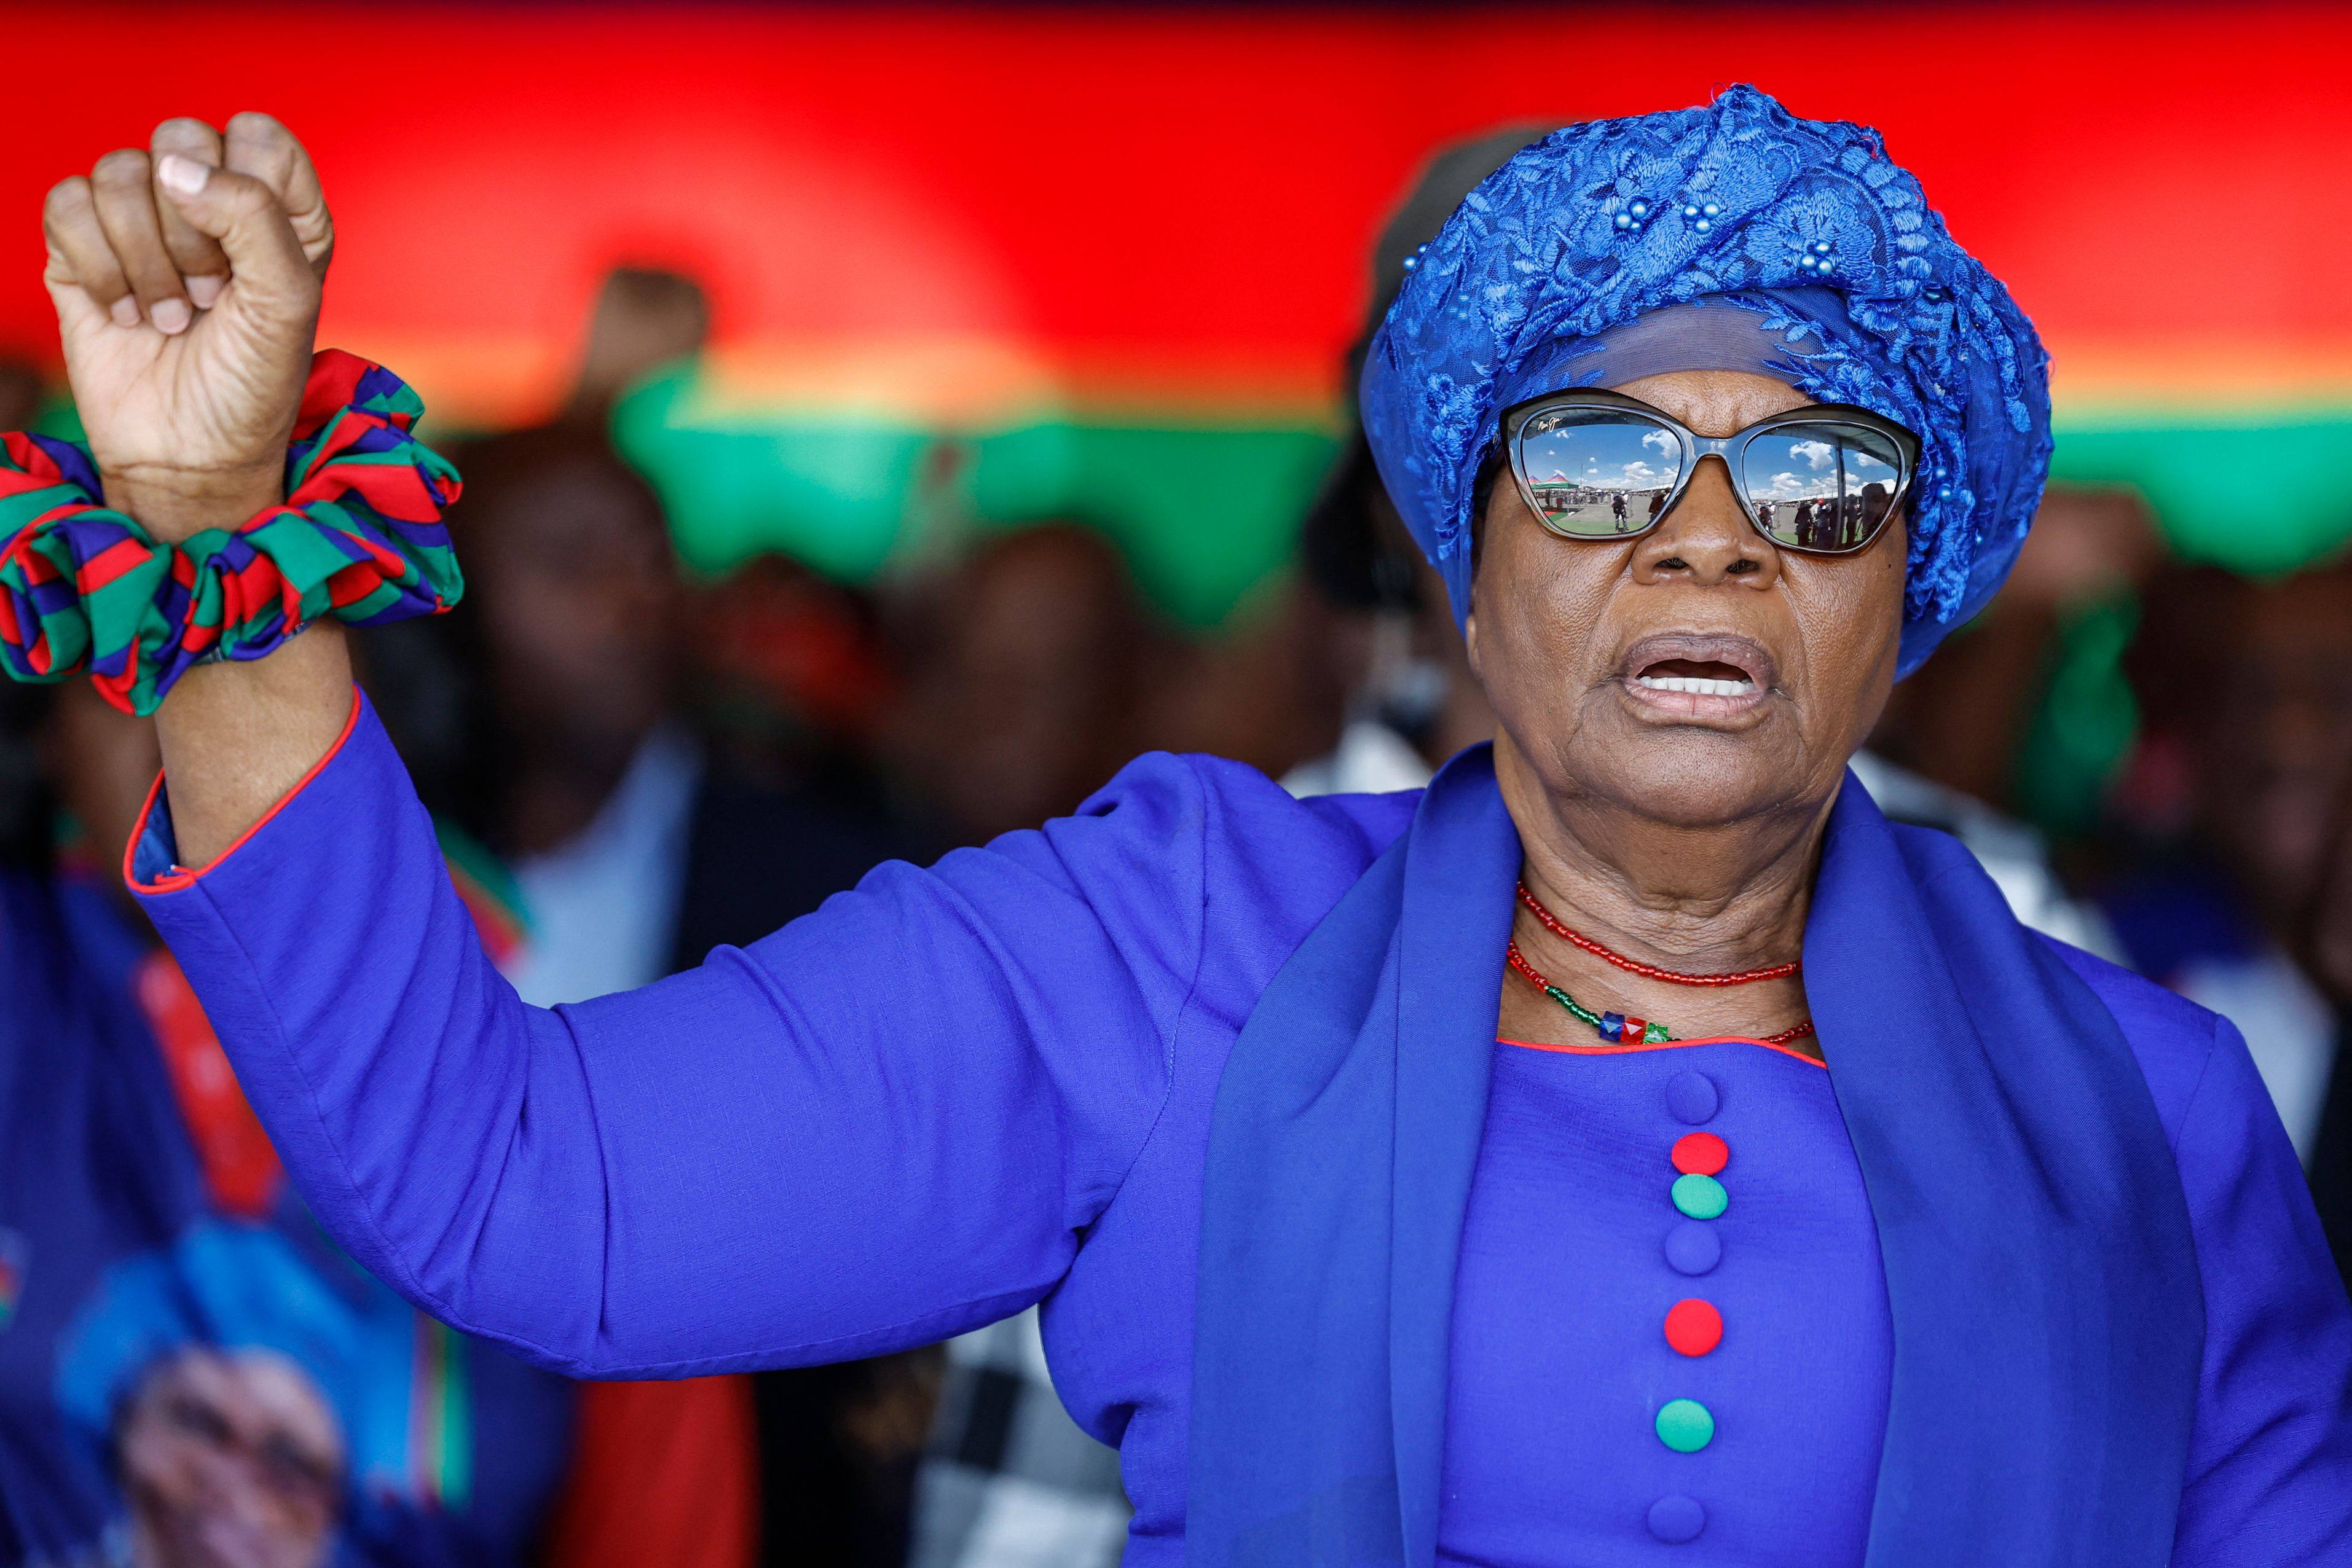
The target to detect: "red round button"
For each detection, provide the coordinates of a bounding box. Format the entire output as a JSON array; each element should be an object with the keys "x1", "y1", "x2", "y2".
[
  {"x1": 1664, "y1": 1298, "x2": 1723, "y2": 1357},
  {"x1": 1670, "y1": 1131, "x2": 1728, "y2": 1176}
]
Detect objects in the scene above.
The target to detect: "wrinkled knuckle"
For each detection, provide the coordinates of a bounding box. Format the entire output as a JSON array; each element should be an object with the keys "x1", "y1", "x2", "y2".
[
  {"x1": 91, "y1": 149, "x2": 151, "y2": 187},
  {"x1": 217, "y1": 172, "x2": 277, "y2": 214},
  {"x1": 154, "y1": 115, "x2": 215, "y2": 144},
  {"x1": 42, "y1": 177, "x2": 91, "y2": 222},
  {"x1": 226, "y1": 109, "x2": 289, "y2": 144}
]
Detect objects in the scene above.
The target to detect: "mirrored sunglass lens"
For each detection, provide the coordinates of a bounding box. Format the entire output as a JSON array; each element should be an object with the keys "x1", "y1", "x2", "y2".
[
  {"x1": 1739, "y1": 425, "x2": 1904, "y2": 551},
  {"x1": 1515, "y1": 412, "x2": 1685, "y2": 537}
]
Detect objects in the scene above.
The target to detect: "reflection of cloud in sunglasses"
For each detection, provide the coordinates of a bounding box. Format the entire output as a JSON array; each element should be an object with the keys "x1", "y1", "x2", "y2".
[
  {"x1": 1754, "y1": 442, "x2": 1897, "y2": 501},
  {"x1": 1527, "y1": 415, "x2": 1901, "y2": 525}
]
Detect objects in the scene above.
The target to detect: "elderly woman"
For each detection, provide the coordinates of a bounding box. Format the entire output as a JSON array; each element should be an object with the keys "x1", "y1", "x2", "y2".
[{"x1": 20, "y1": 92, "x2": 2351, "y2": 1566}]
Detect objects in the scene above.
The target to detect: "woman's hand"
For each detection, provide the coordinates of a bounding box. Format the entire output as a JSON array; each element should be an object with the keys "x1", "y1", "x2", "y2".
[
  {"x1": 37, "y1": 113, "x2": 354, "y2": 869},
  {"x1": 41, "y1": 114, "x2": 332, "y2": 539}
]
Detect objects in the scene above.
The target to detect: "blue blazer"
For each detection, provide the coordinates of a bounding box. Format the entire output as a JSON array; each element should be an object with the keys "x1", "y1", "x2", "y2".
[{"x1": 133, "y1": 692, "x2": 2352, "y2": 1565}]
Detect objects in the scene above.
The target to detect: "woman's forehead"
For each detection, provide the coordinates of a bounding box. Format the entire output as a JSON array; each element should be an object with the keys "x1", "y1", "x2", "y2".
[{"x1": 1603, "y1": 370, "x2": 1815, "y2": 436}]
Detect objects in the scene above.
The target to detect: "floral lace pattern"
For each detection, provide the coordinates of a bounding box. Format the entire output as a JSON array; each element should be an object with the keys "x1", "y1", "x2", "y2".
[{"x1": 1359, "y1": 85, "x2": 2051, "y2": 675}]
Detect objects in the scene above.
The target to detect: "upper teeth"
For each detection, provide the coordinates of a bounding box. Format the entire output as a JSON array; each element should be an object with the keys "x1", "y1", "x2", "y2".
[{"x1": 1637, "y1": 675, "x2": 1755, "y2": 696}]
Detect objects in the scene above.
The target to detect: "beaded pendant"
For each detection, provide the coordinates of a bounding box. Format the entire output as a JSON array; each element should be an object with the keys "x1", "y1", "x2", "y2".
[{"x1": 1506, "y1": 941, "x2": 1815, "y2": 1049}]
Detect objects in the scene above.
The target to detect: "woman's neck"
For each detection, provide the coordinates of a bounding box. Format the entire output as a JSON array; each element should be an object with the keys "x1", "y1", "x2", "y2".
[
  {"x1": 1492, "y1": 739, "x2": 1837, "y2": 1051},
  {"x1": 1517, "y1": 790, "x2": 1827, "y2": 970}
]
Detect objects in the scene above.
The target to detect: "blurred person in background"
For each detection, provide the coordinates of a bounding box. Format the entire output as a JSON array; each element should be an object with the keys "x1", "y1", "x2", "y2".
[
  {"x1": 1873, "y1": 485, "x2": 2161, "y2": 815},
  {"x1": 1851, "y1": 483, "x2": 2161, "y2": 956},
  {"x1": 1288, "y1": 130, "x2": 2113, "y2": 958},
  {"x1": 565, "y1": 264, "x2": 710, "y2": 428},
  {"x1": 0, "y1": 680, "x2": 751, "y2": 1564},
  {"x1": 2101, "y1": 560, "x2": 2352, "y2": 1168},
  {"x1": 882, "y1": 523, "x2": 1166, "y2": 851},
  {"x1": 1284, "y1": 479, "x2": 1491, "y2": 799},
  {"x1": 362, "y1": 424, "x2": 926, "y2": 1567},
  {"x1": 881, "y1": 523, "x2": 1157, "y2": 1568},
  {"x1": 1283, "y1": 130, "x2": 1530, "y2": 800},
  {"x1": 693, "y1": 552, "x2": 898, "y2": 794}
]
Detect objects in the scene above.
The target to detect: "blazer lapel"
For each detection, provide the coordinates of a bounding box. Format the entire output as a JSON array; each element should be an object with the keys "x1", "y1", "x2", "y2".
[
  {"x1": 1389, "y1": 748, "x2": 1519, "y2": 1568},
  {"x1": 1807, "y1": 772, "x2": 2201, "y2": 1566}
]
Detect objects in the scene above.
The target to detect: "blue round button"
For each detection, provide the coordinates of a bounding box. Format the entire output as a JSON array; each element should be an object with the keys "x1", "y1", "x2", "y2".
[
  {"x1": 1664, "y1": 1221, "x2": 1721, "y2": 1276},
  {"x1": 1647, "y1": 1494, "x2": 1707, "y2": 1543},
  {"x1": 1666, "y1": 1070, "x2": 1719, "y2": 1125}
]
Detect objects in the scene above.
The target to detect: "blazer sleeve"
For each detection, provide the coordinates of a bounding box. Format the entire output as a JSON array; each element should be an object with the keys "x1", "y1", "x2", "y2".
[
  {"x1": 128, "y1": 689, "x2": 1198, "y2": 1379},
  {"x1": 2170, "y1": 1012, "x2": 2352, "y2": 1564}
]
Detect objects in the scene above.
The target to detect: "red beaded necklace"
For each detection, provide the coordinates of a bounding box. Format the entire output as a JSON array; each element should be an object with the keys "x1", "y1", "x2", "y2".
[
  {"x1": 1516, "y1": 882, "x2": 1801, "y2": 986},
  {"x1": 1509, "y1": 882, "x2": 1815, "y2": 1049}
]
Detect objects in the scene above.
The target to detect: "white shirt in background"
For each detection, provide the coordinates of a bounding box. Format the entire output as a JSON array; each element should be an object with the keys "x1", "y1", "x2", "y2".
[{"x1": 504, "y1": 725, "x2": 701, "y2": 1009}]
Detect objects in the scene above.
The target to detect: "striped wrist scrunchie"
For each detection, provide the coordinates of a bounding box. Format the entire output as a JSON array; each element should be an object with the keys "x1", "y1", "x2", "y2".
[{"x1": 0, "y1": 350, "x2": 463, "y2": 716}]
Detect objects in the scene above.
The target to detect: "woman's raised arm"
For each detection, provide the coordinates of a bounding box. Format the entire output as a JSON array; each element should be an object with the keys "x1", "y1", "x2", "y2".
[
  {"x1": 125, "y1": 688, "x2": 1197, "y2": 1375},
  {"x1": 39, "y1": 117, "x2": 1197, "y2": 1374}
]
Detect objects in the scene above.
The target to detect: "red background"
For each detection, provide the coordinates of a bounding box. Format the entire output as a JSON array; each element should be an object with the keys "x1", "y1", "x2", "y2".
[{"x1": 4, "y1": 4, "x2": 2346, "y2": 420}]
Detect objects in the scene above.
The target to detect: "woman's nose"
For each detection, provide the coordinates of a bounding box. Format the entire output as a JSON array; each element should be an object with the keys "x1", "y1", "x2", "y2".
[{"x1": 1630, "y1": 454, "x2": 1779, "y2": 587}]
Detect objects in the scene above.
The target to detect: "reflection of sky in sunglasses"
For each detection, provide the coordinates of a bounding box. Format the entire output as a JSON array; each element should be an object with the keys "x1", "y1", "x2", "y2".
[
  {"x1": 1523, "y1": 421, "x2": 1681, "y2": 493},
  {"x1": 1748, "y1": 433, "x2": 1898, "y2": 501},
  {"x1": 1522, "y1": 420, "x2": 1896, "y2": 504}
]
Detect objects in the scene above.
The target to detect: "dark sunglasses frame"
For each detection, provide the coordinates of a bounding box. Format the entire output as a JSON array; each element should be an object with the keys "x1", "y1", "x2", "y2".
[{"x1": 1501, "y1": 389, "x2": 1920, "y2": 555}]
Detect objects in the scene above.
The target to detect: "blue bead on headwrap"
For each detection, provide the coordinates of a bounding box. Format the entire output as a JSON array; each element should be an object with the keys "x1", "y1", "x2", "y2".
[{"x1": 1359, "y1": 86, "x2": 2052, "y2": 675}]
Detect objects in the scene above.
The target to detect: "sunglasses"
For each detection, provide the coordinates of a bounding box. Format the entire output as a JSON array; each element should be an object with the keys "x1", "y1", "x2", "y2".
[{"x1": 1502, "y1": 390, "x2": 1919, "y2": 555}]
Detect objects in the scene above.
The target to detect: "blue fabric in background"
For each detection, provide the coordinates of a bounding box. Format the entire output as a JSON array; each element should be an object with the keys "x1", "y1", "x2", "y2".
[
  {"x1": 1360, "y1": 86, "x2": 2052, "y2": 675},
  {"x1": 0, "y1": 871, "x2": 573, "y2": 1565}
]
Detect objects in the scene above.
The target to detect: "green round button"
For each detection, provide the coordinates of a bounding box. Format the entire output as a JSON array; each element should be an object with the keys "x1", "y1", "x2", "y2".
[
  {"x1": 1656, "y1": 1397, "x2": 1716, "y2": 1453},
  {"x1": 1671, "y1": 1172, "x2": 1728, "y2": 1220}
]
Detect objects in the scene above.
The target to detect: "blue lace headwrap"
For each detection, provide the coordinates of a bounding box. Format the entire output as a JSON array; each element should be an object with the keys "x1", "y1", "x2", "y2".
[{"x1": 1359, "y1": 86, "x2": 2051, "y2": 675}]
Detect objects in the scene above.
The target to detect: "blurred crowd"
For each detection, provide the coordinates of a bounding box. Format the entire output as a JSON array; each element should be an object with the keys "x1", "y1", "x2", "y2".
[{"x1": 7, "y1": 138, "x2": 2352, "y2": 1568}]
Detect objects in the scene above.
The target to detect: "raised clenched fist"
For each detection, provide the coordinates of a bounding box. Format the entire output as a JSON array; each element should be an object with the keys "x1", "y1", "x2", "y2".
[{"x1": 41, "y1": 114, "x2": 333, "y2": 540}]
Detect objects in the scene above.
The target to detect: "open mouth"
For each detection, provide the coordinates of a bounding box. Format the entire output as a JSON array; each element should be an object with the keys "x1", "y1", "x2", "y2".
[
  {"x1": 1633, "y1": 658, "x2": 1757, "y2": 697},
  {"x1": 1616, "y1": 634, "x2": 1777, "y2": 721}
]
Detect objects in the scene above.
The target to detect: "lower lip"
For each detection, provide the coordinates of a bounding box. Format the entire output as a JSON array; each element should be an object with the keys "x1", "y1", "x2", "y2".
[{"x1": 1620, "y1": 676, "x2": 1770, "y2": 721}]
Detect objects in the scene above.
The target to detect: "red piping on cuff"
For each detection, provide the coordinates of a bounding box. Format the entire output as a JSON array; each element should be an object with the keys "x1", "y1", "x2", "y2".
[{"x1": 125, "y1": 686, "x2": 365, "y2": 895}]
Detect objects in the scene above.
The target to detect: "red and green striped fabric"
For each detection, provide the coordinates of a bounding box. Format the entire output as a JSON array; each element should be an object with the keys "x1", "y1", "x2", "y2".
[{"x1": 0, "y1": 351, "x2": 462, "y2": 714}]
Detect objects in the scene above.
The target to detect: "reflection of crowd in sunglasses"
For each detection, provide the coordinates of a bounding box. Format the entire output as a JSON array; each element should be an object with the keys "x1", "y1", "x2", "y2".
[
  {"x1": 1782, "y1": 484, "x2": 1892, "y2": 550},
  {"x1": 1541, "y1": 474, "x2": 1892, "y2": 546}
]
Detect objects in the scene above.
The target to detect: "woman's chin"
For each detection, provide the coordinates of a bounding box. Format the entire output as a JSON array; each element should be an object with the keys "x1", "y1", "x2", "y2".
[{"x1": 1544, "y1": 715, "x2": 1815, "y2": 830}]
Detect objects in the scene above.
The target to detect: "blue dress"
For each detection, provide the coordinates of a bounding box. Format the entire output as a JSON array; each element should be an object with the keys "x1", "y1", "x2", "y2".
[
  {"x1": 1438, "y1": 1038, "x2": 1890, "y2": 1564},
  {"x1": 127, "y1": 691, "x2": 2352, "y2": 1565}
]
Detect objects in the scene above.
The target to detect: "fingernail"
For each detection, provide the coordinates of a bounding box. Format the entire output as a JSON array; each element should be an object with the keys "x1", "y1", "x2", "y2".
[
  {"x1": 151, "y1": 297, "x2": 192, "y2": 335},
  {"x1": 109, "y1": 296, "x2": 141, "y2": 329},
  {"x1": 186, "y1": 275, "x2": 224, "y2": 309},
  {"x1": 156, "y1": 154, "x2": 209, "y2": 197}
]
